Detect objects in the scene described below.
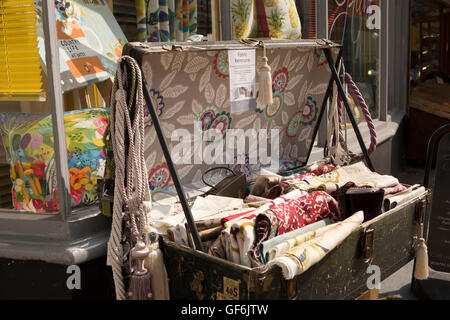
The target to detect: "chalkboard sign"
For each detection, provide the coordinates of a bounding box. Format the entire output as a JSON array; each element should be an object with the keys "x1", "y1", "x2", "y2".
[{"x1": 427, "y1": 132, "x2": 450, "y2": 273}]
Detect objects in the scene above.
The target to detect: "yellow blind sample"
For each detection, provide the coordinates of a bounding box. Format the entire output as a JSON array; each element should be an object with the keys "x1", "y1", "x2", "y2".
[{"x1": 0, "y1": 0, "x2": 45, "y2": 101}]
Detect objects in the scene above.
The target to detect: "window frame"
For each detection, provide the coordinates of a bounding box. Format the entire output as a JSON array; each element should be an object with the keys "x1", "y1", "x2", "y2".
[{"x1": 313, "y1": 0, "x2": 411, "y2": 163}]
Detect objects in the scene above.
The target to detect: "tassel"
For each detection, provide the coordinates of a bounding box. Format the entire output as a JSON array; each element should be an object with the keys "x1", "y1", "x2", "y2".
[
  {"x1": 142, "y1": 201, "x2": 153, "y2": 234},
  {"x1": 256, "y1": 42, "x2": 273, "y2": 106},
  {"x1": 414, "y1": 238, "x2": 429, "y2": 280},
  {"x1": 127, "y1": 241, "x2": 153, "y2": 300},
  {"x1": 145, "y1": 245, "x2": 171, "y2": 300}
]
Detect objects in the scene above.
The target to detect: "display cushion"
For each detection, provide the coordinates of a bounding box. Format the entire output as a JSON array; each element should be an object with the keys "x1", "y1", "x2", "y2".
[{"x1": 0, "y1": 108, "x2": 109, "y2": 213}]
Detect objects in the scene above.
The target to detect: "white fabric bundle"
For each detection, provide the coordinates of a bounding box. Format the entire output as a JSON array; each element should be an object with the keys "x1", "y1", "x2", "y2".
[
  {"x1": 384, "y1": 185, "x2": 426, "y2": 212},
  {"x1": 232, "y1": 217, "x2": 258, "y2": 267},
  {"x1": 146, "y1": 195, "x2": 247, "y2": 246}
]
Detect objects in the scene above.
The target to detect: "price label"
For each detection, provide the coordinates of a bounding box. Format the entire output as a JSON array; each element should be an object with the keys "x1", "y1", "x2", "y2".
[{"x1": 222, "y1": 277, "x2": 240, "y2": 300}]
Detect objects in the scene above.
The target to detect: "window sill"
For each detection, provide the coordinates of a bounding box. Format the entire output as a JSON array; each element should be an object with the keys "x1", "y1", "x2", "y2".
[
  {"x1": 0, "y1": 206, "x2": 110, "y2": 265},
  {"x1": 308, "y1": 117, "x2": 402, "y2": 165}
]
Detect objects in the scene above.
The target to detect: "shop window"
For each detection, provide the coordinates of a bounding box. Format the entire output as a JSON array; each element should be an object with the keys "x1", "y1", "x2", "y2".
[
  {"x1": 112, "y1": 0, "x2": 212, "y2": 42},
  {"x1": 406, "y1": 0, "x2": 450, "y2": 163},
  {"x1": 197, "y1": 0, "x2": 212, "y2": 37},
  {"x1": 341, "y1": 0, "x2": 381, "y2": 120},
  {"x1": 0, "y1": 0, "x2": 123, "y2": 216},
  {"x1": 111, "y1": 0, "x2": 138, "y2": 41}
]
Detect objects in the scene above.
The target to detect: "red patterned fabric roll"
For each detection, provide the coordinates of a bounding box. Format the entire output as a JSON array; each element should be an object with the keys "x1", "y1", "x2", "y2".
[{"x1": 251, "y1": 191, "x2": 342, "y2": 264}]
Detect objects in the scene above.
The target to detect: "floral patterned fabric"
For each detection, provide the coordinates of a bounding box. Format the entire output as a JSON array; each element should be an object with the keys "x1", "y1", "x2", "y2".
[
  {"x1": 209, "y1": 189, "x2": 302, "y2": 267},
  {"x1": 138, "y1": 42, "x2": 337, "y2": 204},
  {"x1": 231, "y1": 0, "x2": 302, "y2": 40},
  {"x1": 286, "y1": 162, "x2": 400, "y2": 194},
  {"x1": 251, "y1": 190, "x2": 342, "y2": 264},
  {"x1": 137, "y1": 0, "x2": 198, "y2": 42},
  {"x1": 0, "y1": 109, "x2": 109, "y2": 213}
]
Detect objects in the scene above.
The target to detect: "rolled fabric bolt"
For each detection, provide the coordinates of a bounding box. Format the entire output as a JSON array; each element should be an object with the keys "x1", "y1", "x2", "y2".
[
  {"x1": 199, "y1": 226, "x2": 223, "y2": 241},
  {"x1": 21, "y1": 184, "x2": 30, "y2": 205},
  {"x1": 251, "y1": 175, "x2": 282, "y2": 197},
  {"x1": 196, "y1": 218, "x2": 222, "y2": 232},
  {"x1": 245, "y1": 194, "x2": 271, "y2": 203},
  {"x1": 244, "y1": 201, "x2": 271, "y2": 208},
  {"x1": 261, "y1": 218, "x2": 334, "y2": 264},
  {"x1": 266, "y1": 211, "x2": 364, "y2": 280},
  {"x1": 10, "y1": 166, "x2": 16, "y2": 180},
  {"x1": 384, "y1": 186, "x2": 426, "y2": 212}
]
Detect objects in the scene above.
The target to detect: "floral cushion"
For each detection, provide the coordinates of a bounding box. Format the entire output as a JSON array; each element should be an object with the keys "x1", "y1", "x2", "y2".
[{"x1": 0, "y1": 108, "x2": 109, "y2": 213}]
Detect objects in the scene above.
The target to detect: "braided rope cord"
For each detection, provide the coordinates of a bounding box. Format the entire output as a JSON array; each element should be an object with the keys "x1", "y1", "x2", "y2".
[
  {"x1": 107, "y1": 56, "x2": 149, "y2": 300},
  {"x1": 337, "y1": 72, "x2": 377, "y2": 161},
  {"x1": 103, "y1": 62, "x2": 137, "y2": 187}
]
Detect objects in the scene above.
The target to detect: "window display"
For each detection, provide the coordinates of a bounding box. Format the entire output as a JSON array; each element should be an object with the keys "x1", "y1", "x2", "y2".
[
  {"x1": 0, "y1": 108, "x2": 109, "y2": 213},
  {"x1": 230, "y1": 0, "x2": 302, "y2": 40}
]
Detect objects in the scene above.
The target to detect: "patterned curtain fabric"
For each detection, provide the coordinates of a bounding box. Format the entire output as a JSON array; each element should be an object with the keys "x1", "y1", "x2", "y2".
[
  {"x1": 231, "y1": 0, "x2": 302, "y2": 40},
  {"x1": 136, "y1": 0, "x2": 198, "y2": 42}
]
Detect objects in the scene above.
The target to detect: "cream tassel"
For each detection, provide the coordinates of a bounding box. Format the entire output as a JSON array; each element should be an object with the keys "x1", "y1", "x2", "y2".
[
  {"x1": 256, "y1": 42, "x2": 273, "y2": 106},
  {"x1": 414, "y1": 238, "x2": 429, "y2": 280},
  {"x1": 414, "y1": 216, "x2": 429, "y2": 280},
  {"x1": 144, "y1": 234, "x2": 171, "y2": 300}
]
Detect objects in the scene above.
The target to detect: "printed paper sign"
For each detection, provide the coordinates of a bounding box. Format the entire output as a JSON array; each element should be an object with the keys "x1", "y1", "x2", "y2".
[
  {"x1": 57, "y1": 19, "x2": 107, "y2": 83},
  {"x1": 229, "y1": 49, "x2": 257, "y2": 114}
]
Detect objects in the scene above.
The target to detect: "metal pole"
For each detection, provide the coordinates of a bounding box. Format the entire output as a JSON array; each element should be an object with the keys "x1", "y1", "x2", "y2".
[
  {"x1": 304, "y1": 47, "x2": 343, "y2": 167},
  {"x1": 42, "y1": 0, "x2": 72, "y2": 220},
  {"x1": 323, "y1": 48, "x2": 376, "y2": 172},
  {"x1": 140, "y1": 72, "x2": 204, "y2": 253}
]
